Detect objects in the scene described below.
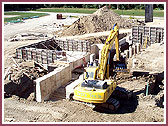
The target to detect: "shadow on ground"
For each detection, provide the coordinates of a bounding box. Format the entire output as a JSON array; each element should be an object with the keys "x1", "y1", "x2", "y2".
[
  {"x1": 93, "y1": 71, "x2": 164, "y2": 114},
  {"x1": 4, "y1": 74, "x2": 35, "y2": 99}
]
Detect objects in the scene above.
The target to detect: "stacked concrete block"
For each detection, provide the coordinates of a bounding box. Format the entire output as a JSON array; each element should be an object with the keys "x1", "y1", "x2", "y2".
[
  {"x1": 85, "y1": 53, "x2": 91, "y2": 63},
  {"x1": 73, "y1": 58, "x2": 83, "y2": 69},
  {"x1": 16, "y1": 47, "x2": 66, "y2": 64},
  {"x1": 55, "y1": 71, "x2": 61, "y2": 88},
  {"x1": 55, "y1": 39, "x2": 91, "y2": 52},
  {"x1": 132, "y1": 26, "x2": 164, "y2": 44}
]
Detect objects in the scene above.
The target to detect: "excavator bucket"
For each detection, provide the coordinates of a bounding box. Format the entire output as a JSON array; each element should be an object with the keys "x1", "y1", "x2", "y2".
[{"x1": 113, "y1": 61, "x2": 129, "y2": 73}]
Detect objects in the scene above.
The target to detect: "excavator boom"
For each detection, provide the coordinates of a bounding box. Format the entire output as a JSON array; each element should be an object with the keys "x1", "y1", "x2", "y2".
[{"x1": 98, "y1": 23, "x2": 119, "y2": 80}]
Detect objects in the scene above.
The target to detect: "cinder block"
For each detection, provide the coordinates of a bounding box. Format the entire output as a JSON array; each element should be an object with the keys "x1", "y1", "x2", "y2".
[
  {"x1": 35, "y1": 52, "x2": 90, "y2": 102},
  {"x1": 69, "y1": 62, "x2": 73, "y2": 71},
  {"x1": 136, "y1": 43, "x2": 141, "y2": 54},
  {"x1": 63, "y1": 77, "x2": 68, "y2": 85}
]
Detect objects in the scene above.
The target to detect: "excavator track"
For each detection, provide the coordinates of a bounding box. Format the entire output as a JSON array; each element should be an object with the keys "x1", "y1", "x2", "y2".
[
  {"x1": 106, "y1": 97, "x2": 120, "y2": 111},
  {"x1": 112, "y1": 86, "x2": 133, "y2": 100},
  {"x1": 71, "y1": 96, "x2": 120, "y2": 112},
  {"x1": 95, "y1": 98, "x2": 120, "y2": 112},
  {"x1": 71, "y1": 100, "x2": 96, "y2": 108}
]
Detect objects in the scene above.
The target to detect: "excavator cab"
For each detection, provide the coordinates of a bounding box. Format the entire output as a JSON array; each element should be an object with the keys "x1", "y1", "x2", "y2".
[{"x1": 84, "y1": 67, "x2": 98, "y2": 80}]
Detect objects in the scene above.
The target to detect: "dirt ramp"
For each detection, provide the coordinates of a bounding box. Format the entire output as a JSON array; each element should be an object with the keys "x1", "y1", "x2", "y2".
[{"x1": 60, "y1": 6, "x2": 144, "y2": 36}]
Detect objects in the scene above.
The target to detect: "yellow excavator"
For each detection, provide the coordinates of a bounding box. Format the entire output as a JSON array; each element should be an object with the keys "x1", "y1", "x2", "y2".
[{"x1": 73, "y1": 23, "x2": 129, "y2": 111}]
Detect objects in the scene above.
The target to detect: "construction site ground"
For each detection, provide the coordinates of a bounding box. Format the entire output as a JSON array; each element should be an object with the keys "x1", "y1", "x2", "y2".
[{"x1": 3, "y1": 11, "x2": 165, "y2": 123}]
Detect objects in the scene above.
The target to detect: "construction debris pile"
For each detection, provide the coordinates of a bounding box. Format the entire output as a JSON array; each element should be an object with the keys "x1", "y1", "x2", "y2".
[
  {"x1": 59, "y1": 6, "x2": 144, "y2": 36},
  {"x1": 4, "y1": 61, "x2": 47, "y2": 81},
  {"x1": 9, "y1": 32, "x2": 48, "y2": 42},
  {"x1": 4, "y1": 60, "x2": 48, "y2": 99}
]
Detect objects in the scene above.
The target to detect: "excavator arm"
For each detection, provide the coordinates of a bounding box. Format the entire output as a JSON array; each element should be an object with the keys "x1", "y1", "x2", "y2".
[{"x1": 97, "y1": 23, "x2": 120, "y2": 80}]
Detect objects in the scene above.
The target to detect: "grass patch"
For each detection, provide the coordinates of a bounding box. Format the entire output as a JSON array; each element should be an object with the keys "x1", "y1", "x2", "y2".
[
  {"x1": 4, "y1": 12, "x2": 48, "y2": 22},
  {"x1": 36, "y1": 8, "x2": 164, "y2": 17},
  {"x1": 113, "y1": 9, "x2": 164, "y2": 17},
  {"x1": 4, "y1": 8, "x2": 163, "y2": 23},
  {"x1": 35, "y1": 8, "x2": 97, "y2": 14}
]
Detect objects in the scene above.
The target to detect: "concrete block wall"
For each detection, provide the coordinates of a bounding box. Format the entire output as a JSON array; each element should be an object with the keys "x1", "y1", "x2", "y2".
[
  {"x1": 35, "y1": 65, "x2": 71, "y2": 102},
  {"x1": 34, "y1": 43, "x2": 103, "y2": 102}
]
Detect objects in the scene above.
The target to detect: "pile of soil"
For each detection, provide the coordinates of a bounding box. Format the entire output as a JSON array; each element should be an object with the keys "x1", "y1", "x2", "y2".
[
  {"x1": 81, "y1": 32, "x2": 128, "y2": 44},
  {"x1": 59, "y1": 6, "x2": 144, "y2": 37}
]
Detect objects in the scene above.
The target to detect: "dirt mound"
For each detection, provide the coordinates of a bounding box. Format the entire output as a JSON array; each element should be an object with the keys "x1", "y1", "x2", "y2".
[
  {"x1": 59, "y1": 6, "x2": 144, "y2": 36},
  {"x1": 4, "y1": 60, "x2": 48, "y2": 99}
]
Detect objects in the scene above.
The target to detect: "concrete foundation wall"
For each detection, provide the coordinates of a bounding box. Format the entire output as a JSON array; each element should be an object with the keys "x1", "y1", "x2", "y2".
[
  {"x1": 35, "y1": 53, "x2": 91, "y2": 102},
  {"x1": 55, "y1": 39, "x2": 91, "y2": 52},
  {"x1": 66, "y1": 74, "x2": 84, "y2": 99},
  {"x1": 71, "y1": 53, "x2": 90, "y2": 70},
  {"x1": 16, "y1": 48, "x2": 66, "y2": 64},
  {"x1": 35, "y1": 65, "x2": 71, "y2": 102},
  {"x1": 91, "y1": 44, "x2": 99, "y2": 58},
  {"x1": 132, "y1": 26, "x2": 164, "y2": 44}
]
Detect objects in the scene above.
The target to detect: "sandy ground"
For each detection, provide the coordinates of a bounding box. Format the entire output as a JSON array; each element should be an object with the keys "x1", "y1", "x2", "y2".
[
  {"x1": 3, "y1": 12, "x2": 165, "y2": 123},
  {"x1": 4, "y1": 12, "x2": 86, "y2": 41}
]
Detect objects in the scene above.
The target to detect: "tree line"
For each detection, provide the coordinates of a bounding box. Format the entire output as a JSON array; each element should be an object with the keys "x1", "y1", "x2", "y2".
[{"x1": 4, "y1": 4, "x2": 164, "y2": 11}]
